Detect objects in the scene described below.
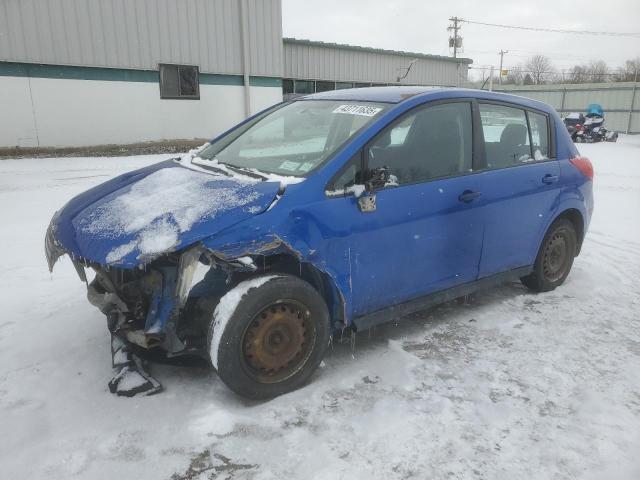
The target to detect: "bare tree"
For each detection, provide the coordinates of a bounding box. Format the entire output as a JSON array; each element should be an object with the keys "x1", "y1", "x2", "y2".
[
  {"x1": 504, "y1": 64, "x2": 524, "y2": 85},
  {"x1": 568, "y1": 65, "x2": 589, "y2": 84},
  {"x1": 587, "y1": 60, "x2": 608, "y2": 83},
  {"x1": 524, "y1": 55, "x2": 554, "y2": 85},
  {"x1": 613, "y1": 58, "x2": 640, "y2": 82}
]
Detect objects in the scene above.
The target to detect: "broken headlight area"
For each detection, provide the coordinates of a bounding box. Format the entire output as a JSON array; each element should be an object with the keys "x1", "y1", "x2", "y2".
[{"x1": 85, "y1": 248, "x2": 257, "y2": 359}]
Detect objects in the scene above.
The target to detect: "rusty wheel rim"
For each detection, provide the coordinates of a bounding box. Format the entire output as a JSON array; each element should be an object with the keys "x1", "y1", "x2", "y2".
[
  {"x1": 241, "y1": 300, "x2": 316, "y2": 384},
  {"x1": 543, "y1": 231, "x2": 568, "y2": 282}
]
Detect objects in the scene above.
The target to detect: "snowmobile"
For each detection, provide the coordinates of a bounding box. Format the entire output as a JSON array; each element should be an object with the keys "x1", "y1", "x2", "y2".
[
  {"x1": 574, "y1": 104, "x2": 618, "y2": 143},
  {"x1": 563, "y1": 112, "x2": 585, "y2": 142}
]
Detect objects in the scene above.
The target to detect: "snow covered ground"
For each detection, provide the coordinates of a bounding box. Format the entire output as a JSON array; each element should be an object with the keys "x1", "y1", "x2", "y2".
[{"x1": 1, "y1": 137, "x2": 639, "y2": 479}]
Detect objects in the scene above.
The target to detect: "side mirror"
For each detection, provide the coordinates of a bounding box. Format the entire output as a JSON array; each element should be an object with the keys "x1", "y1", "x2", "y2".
[{"x1": 365, "y1": 166, "x2": 390, "y2": 191}]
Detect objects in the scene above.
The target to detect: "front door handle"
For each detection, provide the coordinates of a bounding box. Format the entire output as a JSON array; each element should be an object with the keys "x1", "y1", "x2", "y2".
[
  {"x1": 458, "y1": 190, "x2": 482, "y2": 203},
  {"x1": 542, "y1": 174, "x2": 559, "y2": 184}
]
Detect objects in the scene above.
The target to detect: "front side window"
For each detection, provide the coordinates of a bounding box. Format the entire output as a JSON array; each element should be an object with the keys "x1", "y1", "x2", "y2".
[
  {"x1": 197, "y1": 100, "x2": 389, "y2": 177},
  {"x1": 366, "y1": 102, "x2": 473, "y2": 185},
  {"x1": 327, "y1": 153, "x2": 363, "y2": 194},
  {"x1": 159, "y1": 64, "x2": 199, "y2": 99}
]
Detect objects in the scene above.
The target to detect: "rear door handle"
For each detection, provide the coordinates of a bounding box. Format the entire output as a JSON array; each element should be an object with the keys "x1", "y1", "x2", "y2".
[
  {"x1": 458, "y1": 190, "x2": 482, "y2": 203},
  {"x1": 542, "y1": 174, "x2": 559, "y2": 184}
]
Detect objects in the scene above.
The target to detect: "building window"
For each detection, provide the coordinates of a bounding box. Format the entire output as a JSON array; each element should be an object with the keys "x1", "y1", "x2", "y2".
[
  {"x1": 354, "y1": 82, "x2": 371, "y2": 88},
  {"x1": 336, "y1": 82, "x2": 354, "y2": 90},
  {"x1": 159, "y1": 64, "x2": 200, "y2": 99},
  {"x1": 315, "y1": 81, "x2": 335, "y2": 92},
  {"x1": 294, "y1": 80, "x2": 314, "y2": 94},
  {"x1": 283, "y1": 79, "x2": 294, "y2": 94}
]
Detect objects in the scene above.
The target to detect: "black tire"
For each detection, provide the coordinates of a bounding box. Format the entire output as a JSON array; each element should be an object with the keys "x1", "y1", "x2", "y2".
[
  {"x1": 521, "y1": 218, "x2": 578, "y2": 292},
  {"x1": 208, "y1": 274, "x2": 330, "y2": 399}
]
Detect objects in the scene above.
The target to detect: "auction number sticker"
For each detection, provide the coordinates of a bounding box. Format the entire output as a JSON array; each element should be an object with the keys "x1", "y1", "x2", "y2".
[
  {"x1": 279, "y1": 161, "x2": 300, "y2": 171},
  {"x1": 333, "y1": 104, "x2": 382, "y2": 117}
]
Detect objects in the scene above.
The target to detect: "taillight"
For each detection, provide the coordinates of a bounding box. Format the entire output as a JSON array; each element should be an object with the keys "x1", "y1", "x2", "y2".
[{"x1": 570, "y1": 156, "x2": 594, "y2": 180}]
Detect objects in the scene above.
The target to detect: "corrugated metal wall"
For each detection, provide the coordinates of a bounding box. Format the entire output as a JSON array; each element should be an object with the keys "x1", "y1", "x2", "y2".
[
  {"x1": 495, "y1": 83, "x2": 639, "y2": 133},
  {"x1": 0, "y1": 0, "x2": 283, "y2": 77},
  {"x1": 283, "y1": 39, "x2": 469, "y2": 86}
]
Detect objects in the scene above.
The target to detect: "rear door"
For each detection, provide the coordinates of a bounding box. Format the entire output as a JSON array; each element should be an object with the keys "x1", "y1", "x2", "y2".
[{"x1": 476, "y1": 102, "x2": 561, "y2": 277}]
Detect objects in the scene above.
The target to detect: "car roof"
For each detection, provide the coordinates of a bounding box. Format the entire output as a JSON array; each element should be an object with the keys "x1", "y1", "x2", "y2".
[
  {"x1": 300, "y1": 86, "x2": 446, "y2": 103},
  {"x1": 299, "y1": 86, "x2": 554, "y2": 113}
]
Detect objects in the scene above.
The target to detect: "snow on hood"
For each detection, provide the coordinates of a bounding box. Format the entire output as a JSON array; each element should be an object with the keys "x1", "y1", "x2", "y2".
[
  {"x1": 51, "y1": 162, "x2": 282, "y2": 267},
  {"x1": 78, "y1": 167, "x2": 262, "y2": 263}
]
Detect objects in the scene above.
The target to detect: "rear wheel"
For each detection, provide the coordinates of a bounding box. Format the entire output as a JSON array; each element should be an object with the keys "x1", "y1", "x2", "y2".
[
  {"x1": 208, "y1": 274, "x2": 330, "y2": 399},
  {"x1": 521, "y1": 218, "x2": 578, "y2": 292}
]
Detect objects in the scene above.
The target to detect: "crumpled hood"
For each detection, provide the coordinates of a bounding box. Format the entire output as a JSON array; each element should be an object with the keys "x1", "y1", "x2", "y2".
[{"x1": 47, "y1": 160, "x2": 280, "y2": 268}]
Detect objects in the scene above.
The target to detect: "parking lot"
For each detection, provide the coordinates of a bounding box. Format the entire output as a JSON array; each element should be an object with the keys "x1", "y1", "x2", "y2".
[{"x1": 1, "y1": 136, "x2": 639, "y2": 479}]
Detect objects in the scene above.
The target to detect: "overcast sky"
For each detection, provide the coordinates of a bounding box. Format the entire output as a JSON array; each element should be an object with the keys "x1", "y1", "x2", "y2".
[{"x1": 282, "y1": 0, "x2": 640, "y2": 80}]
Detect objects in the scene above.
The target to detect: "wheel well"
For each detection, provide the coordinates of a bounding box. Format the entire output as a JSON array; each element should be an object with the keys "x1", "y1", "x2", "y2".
[
  {"x1": 556, "y1": 209, "x2": 585, "y2": 255},
  {"x1": 247, "y1": 254, "x2": 344, "y2": 328}
]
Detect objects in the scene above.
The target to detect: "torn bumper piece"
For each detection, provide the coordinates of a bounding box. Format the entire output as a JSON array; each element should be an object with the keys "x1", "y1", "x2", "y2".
[{"x1": 108, "y1": 336, "x2": 162, "y2": 397}]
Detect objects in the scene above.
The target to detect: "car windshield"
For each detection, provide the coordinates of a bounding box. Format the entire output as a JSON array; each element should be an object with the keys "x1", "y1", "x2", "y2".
[{"x1": 197, "y1": 100, "x2": 389, "y2": 177}]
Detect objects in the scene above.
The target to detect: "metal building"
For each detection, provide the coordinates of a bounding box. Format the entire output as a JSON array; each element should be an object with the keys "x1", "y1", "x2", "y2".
[
  {"x1": 0, "y1": 0, "x2": 284, "y2": 148},
  {"x1": 0, "y1": 0, "x2": 472, "y2": 149},
  {"x1": 282, "y1": 38, "x2": 471, "y2": 95}
]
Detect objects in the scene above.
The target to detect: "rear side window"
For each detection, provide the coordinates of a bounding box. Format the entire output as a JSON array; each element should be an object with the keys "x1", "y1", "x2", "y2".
[
  {"x1": 479, "y1": 104, "x2": 531, "y2": 168},
  {"x1": 367, "y1": 102, "x2": 473, "y2": 185},
  {"x1": 528, "y1": 111, "x2": 550, "y2": 160}
]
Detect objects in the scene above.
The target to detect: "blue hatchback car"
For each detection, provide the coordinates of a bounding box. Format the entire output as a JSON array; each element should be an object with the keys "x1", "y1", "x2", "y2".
[{"x1": 46, "y1": 87, "x2": 594, "y2": 398}]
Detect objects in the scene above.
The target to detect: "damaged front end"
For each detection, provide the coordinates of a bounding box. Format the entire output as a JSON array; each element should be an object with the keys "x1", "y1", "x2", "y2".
[{"x1": 85, "y1": 247, "x2": 242, "y2": 357}]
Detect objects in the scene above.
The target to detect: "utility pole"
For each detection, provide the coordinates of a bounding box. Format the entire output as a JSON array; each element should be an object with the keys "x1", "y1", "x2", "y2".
[
  {"x1": 498, "y1": 50, "x2": 508, "y2": 85},
  {"x1": 627, "y1": 67, "x2": 638, "y2": 134},
  {"x1": 448, "y1": 17, "x2": 463, "y2": 58}
]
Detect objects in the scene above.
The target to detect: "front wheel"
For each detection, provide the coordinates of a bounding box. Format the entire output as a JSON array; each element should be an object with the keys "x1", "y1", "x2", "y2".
[
  {"x1": 521, "y1": 218, "x2": 578, "y2": 292},
  {"x1": 208, "y1": 274, "x2": 330, "y2": 399}
]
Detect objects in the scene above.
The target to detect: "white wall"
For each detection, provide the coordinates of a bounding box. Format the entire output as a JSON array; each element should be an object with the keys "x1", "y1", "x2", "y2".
[
  {"x1": 0, "y1": 76, "x2": 40, "y2": 147},
  {"x1": 0, "y1": 76, "x2": 283, "y2": 148}
]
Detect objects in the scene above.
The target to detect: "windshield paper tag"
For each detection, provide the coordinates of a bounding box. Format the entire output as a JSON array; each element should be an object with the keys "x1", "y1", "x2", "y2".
[
  {"x1": 279, "y1": 161, "x2": 300, "y2": 171},
  {"x1": 298, "y1": 162, "x2": 314, "y2": 172},
  {"x1": 333, "y1": 104, "x2": 382, "y2": 117}
]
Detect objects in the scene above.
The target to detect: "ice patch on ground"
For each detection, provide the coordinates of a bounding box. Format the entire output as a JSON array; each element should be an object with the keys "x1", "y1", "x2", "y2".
[
  {"x1": 209, "y1": 275, "x2": 279, "y2": 369},
  {"x1": 80, "y1": 167, "x2": 261, "y2": 262}
]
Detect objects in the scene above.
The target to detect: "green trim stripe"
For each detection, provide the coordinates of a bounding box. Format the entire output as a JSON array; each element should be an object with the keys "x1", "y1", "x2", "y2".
[
  {"x1": 0, "y1": 62, "x2": 281, "y2": 87},
  {"x1": 200, "y1": 73, "x2": 243, "y2": 86},
  {"x1": 0, "y1": 62, "x2": 158, "y2": 82},
  {"x1": 250, "y1": 76, "x2": 282, "y2": 87}
]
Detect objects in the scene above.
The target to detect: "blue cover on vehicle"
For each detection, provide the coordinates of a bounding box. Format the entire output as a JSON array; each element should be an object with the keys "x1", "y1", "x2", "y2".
[{"x1": 586, "y1": 104, "x2": 604, "y2": 117}]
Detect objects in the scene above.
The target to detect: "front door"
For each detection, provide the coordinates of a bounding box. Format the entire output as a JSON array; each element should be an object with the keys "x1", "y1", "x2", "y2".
[{"x1": 321, "y1": 100, "x2": 485, "y2": 317}]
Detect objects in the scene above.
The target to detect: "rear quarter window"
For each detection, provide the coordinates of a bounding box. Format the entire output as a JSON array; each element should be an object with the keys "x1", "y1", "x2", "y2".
[{"x1": 528, "y1": 111, "x2": 550, "y2": 160}]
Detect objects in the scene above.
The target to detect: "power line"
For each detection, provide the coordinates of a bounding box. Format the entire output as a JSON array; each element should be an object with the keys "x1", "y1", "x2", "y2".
[{"x1": 464, "y1": 19, "x2": 640, "y2": 37}]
